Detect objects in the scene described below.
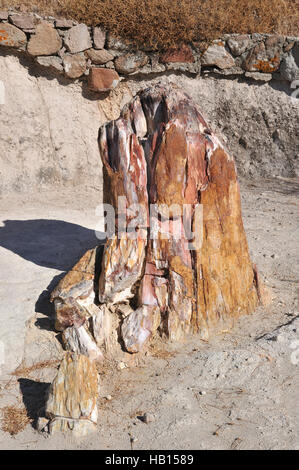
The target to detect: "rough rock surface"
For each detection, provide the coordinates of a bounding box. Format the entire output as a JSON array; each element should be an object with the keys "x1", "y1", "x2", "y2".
[
  {"x1": 0, "y1": 11, "x2": 8, "y2": 20},
  {"x1": 201, "y1": 42, "x2": 235, "y2": 69},
  {"x1": 160, "y1": 45, "x2": 195, "y2": 64},
  {"x1": 27, "y1": 22, "x2": 62, "y2": 56},
  {"x1": 55, "y1": 19, "x2": 73, "y2": 29},
  {"x1": 91, "y1": 305, "x2": 112, "y2": 351},
  {"x1": 121, "y1": 306, "x2": 161, "y2": 353},
  {"x1": 64, "y1": 24, "x2": 92, "y2": 54},
  {"x1": 0, "y1": 23, "x2": 26, "y2": 48},
  {"x1": 98, "y1": 235, "x2": 147, "y2": 305},
  {"x1": 280, "y1": 44, "x2": 299, "y2": 81},
  {"x1": 50, "y1": 246, "x2": 117, "y2": 362},
  {"x1": 63, "y1": 53, "x2": 86, "y2": 78},
  {"x1": 36, "y1": 55, "x2": 63, "y2": 72},
  {"x1": 245, "y1": 71, "x2": 272, "y2": 82},
  {"x1": 227, "y1": 35, "x2": 253, "y2": 56},
  {"x1": 45, "y1": 353, "x2": 98, "y2": 436},
  {"x1": 165, "y1": 61, "x2": 200, "y2": 74},
  {"x1": 86, "y1": 48, "x2": 114, "y2": 65},
  {"x1": 88, "y1": 67, "x2": 120, "y2": 92},
  {"x1": 106, "y1": 35, "x2": 130, "y2": 51},
  {"x1": 10, "y1": 13, "x2": 38, "y2": 30},
  {"x1": 93, "y1": 27, "x2": 106, "y2": 50},
  {"x1": 114, "y1": 52, "x2": 148, "y2": 74},
  {"x1": 243, "y1": 36, "x2": 284, "y2": 73}
]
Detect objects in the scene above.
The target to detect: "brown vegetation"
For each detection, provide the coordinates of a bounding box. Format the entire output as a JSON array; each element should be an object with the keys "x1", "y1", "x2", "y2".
[
  {"x1": 1, "y1": 405, "x2": 30, "y2": 435},
  {"x1": 0, "y1": 0, "x2": 298, "y2": 49}
]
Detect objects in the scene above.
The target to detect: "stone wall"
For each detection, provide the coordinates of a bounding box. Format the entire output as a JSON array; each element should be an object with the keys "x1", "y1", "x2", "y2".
[{"x1": 0, "y1": 10, "x2": 298, "y2": 89}]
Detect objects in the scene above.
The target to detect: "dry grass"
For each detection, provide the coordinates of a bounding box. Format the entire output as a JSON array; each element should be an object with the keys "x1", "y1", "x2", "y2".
[
  {"x1": 0, "y1": 0, "x2": 298, "y2": 49},
  {"x1": 13, "y1": 359, "x2": 60, "y2": 378},
  {"x1": 1, "y1": 404, "x2": 30, "y2": 435},
  {"x1": 149, "y1": 347, "x2": 175, "y2": 359}
]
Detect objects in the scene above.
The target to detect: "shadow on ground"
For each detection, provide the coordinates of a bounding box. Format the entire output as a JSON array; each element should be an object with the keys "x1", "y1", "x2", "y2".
[
  {"x1": 18, "y1": 378, "x2": 51, "y2": 428},
  {"x1": 0, "y1": 219, "x2": 105, "y2": 326},
  {"x1": 0, "y1": 219, "x2": 102, "y2": 270}
]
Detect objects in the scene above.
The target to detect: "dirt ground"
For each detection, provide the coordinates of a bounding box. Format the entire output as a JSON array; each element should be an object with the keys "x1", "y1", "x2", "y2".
[{"x1": 0, "y1": 177, "x2": 298, "y2": 450}]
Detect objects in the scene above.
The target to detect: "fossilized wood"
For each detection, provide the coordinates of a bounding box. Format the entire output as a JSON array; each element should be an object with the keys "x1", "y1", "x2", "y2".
[
  {"x1": 90, "y1": 304, "x2": 113, "y2": 351},
  {"x1": 45, "y1": 353, "x2": 98, "y2": 436},
  {"x1": 98, "y1": 233, "x2": 147, "y2": 304},
  {"x1": 51, "y1": 84, "x2": 259, "y2": 363},
  {"x1": 62, "y1": 325, "x2": 103, "y2": 362},
  {"x1": 195, "y1": 147, "x2": 258, "y2": 333},
  {"x1": 121, "y1": 305, "x2": 161, "y2": 353},
  {"x1": 51, "y1": 248, "x2": 98, "y2": 331}
]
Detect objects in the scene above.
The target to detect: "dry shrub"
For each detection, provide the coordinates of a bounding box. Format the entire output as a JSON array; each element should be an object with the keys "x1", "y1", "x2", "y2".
[
  {"x1": 0, "y1": 0, "x2": 298, "y2": 49},
  {"x1": 1, "y1": 405, "x2": 30, "y2": 435}
]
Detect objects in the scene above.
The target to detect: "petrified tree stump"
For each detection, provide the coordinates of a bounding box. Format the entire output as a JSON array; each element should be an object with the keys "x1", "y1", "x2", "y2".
[{"x1": 51, "y1": 84, "x2": 258, "y2": 361}]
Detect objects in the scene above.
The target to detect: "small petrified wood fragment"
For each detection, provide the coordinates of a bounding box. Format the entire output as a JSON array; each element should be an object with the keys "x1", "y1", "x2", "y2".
[
  {"x1": 51, "y1": 84, "x2": 258, "y2": 362},
  {"x1": 45, "y1": 353, "x2": 98, "y2": 436}
]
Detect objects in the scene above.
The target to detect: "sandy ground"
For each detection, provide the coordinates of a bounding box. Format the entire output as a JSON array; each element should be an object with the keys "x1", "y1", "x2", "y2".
[{"x1": 0, "y1": 177, "x2": 298, "y2": 450}]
